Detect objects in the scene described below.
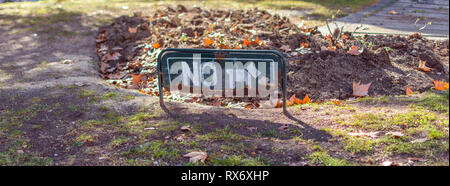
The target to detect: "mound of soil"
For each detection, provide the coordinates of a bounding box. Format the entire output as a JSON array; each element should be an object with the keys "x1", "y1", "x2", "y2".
[{"x1": 95, "y1": 5, "x2": 449, "y2": 104}]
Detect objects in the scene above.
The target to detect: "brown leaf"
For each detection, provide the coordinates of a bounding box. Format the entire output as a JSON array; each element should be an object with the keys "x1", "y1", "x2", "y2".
[
  {"x1": 418, "y1": 60, "x2": 431, "y2": 72},
  {"x1": 433, "y1": 80, "x2": 449, "y2": 91},
  {"x1": 102, "y1": 52, "x2": 121, "y2": 61},
  {"x1": 280, "y1": 45, "x2": 291, "y2": 52},
  {"x1": 278, "y1": 124, "x2": 289, "y2": 131},
  {"x1": 388, "y1": 10, "x2": 399, "y2": 15},
  {"x1": 184, "y1": 151, "x2": 208, "y2": 163},
  {"x1": 353, "y1": 81, "x2": 372, "y2": 97},
  {"x1": 382, "y1": 160, "x2": 395, "y2": 166},
  {"x1": 128, "y1": 27, "x2": 137, "y2": 34},
  {"x1": 246, "y1": 127, "x2": 258, "y2": 132},
  {"x1": 347, "y1": 131, "x2": 379, "y2": 139},
  {"x1": 130, "y1": 74, "x2": 143, "y2": 86},
  {"x1": 406, "y1": 87, "x2": 413, "y2": 96},
  {"x1": 180, "y1": 125, "x2": 191, "y2": 132},
  {"x1": 386, "y1": 131, "x2": 404, "y2": 138},
  {"x1": 348, "y1": 45, "x2": 362, "y2": 55}
]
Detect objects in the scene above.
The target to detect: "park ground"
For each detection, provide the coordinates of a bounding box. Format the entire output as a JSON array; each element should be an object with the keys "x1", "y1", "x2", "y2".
[{"x1": 0, "y1": 0, "x2": 448, "y2": 166}]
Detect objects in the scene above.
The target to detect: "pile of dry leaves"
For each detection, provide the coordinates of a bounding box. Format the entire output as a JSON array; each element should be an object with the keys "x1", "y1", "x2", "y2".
[{"x1": 95, "y1": 5, "x2": 449, "y2": 108}]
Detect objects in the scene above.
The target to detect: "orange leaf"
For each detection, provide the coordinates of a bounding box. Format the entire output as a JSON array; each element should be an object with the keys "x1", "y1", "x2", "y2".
[
  {"x1": 333, "y1": 100, "x2": 341, "y2": 105},
  {"x1": 128, "y1": 27, "x2": 137, "y2": 34},
  {"x1": 406, "y1": 87, "x2": 413, "y2": 95},
  {"x1": 294, "y1": 98, "x2": 303, "y2": 105},
  {"x1": 353, "y1": 81, "x2": 372, "y2": 97},
  {"x1": 418, "y1": 60, "x2": 431, "y2": 72},
  {"x1": 275, "y1": 100, "x2": 284, "y2": 108},
  {"x1": 252, "y1": 37, "x2": 260, "y2": 46},
  {"x1": 204, "y1": 38, "x2": 214, "y2": 47},
  {"x1": 302, "y1": 94, "x2": 311, "y2": 104},
  {"x1": 153, "y1": 43, "x2": 160, "y2": 49},
  {"x1": 289, "y1": 94, "x2": 296, "y2": 104},
  {"x1": 341, "y1": 34, "x2": 349, "y2": 39},
  {"x1": 433, "y1": 80, "x2": 449, "y2": 91},
  {"x1": 243, "y1": 38, "x2": 251, "y2": 46},
  {"x1": 130, "y1": 74, "x2": 142, "y2": 86},
  {"x1": 286, "y1": 100, "x2": 293, "y2": 107},
  {"x1": 328, "y1": 46, "x2": 336, "y2": 51},
  {"x1": 300, "y1": 43, "x2": 309, "y2": 48},
  {"x1": 348, "y1": 46, "x2": 361, "y2": 55},
  {"x1": 325, "y1": 34, "x2": 332, "y2": 41}
]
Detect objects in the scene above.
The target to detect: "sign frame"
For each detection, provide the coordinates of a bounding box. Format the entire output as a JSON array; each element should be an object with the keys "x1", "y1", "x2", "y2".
[{"x1": 157, "y1": 48, "x2": 287, "y2": 113}]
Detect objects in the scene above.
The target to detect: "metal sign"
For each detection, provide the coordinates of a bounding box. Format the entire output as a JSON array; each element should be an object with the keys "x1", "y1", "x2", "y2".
[{"x1": 157, "y1": 48, "x2": 287, "y2": 112}]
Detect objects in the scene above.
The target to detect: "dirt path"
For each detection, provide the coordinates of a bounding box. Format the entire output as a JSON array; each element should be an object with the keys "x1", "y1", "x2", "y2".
[{"x1": 318, "y1": 0, "x2": 449, "y2": 40}]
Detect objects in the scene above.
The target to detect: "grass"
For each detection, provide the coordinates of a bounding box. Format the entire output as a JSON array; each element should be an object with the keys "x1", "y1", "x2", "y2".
[
  {"x1": 307, "y1": 151, "x2": 349, "y2": 166},
  {"x1": 336, "y1": 107, "x2": 440, "y2": 131},
  {"x1": 210, "y1": 155, "x2": 267, "y2": 166},
  {"x1": 412, "y1": 90, "x2": 449, "y2": 114},
  {"x1": 198, "y1": 126, "x2": 245, "y2": 141}
]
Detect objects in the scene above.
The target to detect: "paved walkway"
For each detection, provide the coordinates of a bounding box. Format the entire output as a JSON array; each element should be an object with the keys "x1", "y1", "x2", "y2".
[{"x1": 318, "y1": 0, "x2": 449, "y2": 40}]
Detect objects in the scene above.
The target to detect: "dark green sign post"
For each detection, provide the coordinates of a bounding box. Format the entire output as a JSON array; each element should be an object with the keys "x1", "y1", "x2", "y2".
[{"x1": 157, "y1": 48, "x2": 287, "y2": 112}]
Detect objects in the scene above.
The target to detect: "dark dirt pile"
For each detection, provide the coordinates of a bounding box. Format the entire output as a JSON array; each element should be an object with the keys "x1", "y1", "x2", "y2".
[{"x1": 95, "y1": 5, "x2": 449, "y2": 104}]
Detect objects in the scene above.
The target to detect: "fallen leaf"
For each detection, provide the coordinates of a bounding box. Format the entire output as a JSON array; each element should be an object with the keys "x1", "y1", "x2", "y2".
[
  {"x1": 278, "y1": 124, "x2": 289, "y2": 131},
  {"x1": 325, "y1": 34, "x2": 332, "y2": 41},
  {"x1": 433, "y1": 80, "x2": 449, "y2": 91},
  {"x1": 243, "y1": 38, "x2": 251, "y2": 46},
  {"x1": 246, "y1": 127, "x2": 258, "y2": 132},
  {"x1": 300, "y1": 43, "x2": 309, "y2": 48},
  {"x1": 333, "y1": 100, "x2": 342, "y2": 105},
  {"x1": 174, "y1": 133, "x2": 187, "y2": 142},
  {"x1": 153, "y1": 43, "x2": 160, "y2": 49},
  {"x1": 275, "y1": 100, "x2": 284, "y2": 108},
  {"x1": 128, "y1": 27, "x2": 137, "y2": 34},
  {"x1": 353, "y1": 81, "x2": 372, "y2": 97},
  {"x1": 130, "y1": 74, "x2": 143, "y2": 86},
  {"x1": 411, "y1": 138, "x2": 428, "y2": 143},
  {"x1": 75, "y1": 82, "x2": 87, "y2": 87},
  {"x1": 347, "y1": 131, "x2": 379, "y2": 139},
  {"x1": 251, "y1": 37, "x2": 260, "y2": 46},
  {"x1": 180, "y1": 125, "x2": 191, "y2": 132},
  {"x1": 302, "y1": 94, "x2": 311, "y2": 104},
  {"x1": 280, "y1": 45, "x2": 291, "y2": 52},
  {"x1": 204, "y1": 38, "x2": 214, "y2": 47},
  {"x1": 341, "y1": 34, "x2": 349, "y2": 40},
  {"x1": 102, "y1": 52, "x2": 121, "y2": 61},
  {"x1": 386, "y1": 131, "x2": 404, "y2": 138},
  {"x1": 418, "y1": 60, "x2": 431, "y2": 72},
  {"x1": 388, "y1": 10, "x2": 399, "y2": 15},
  {"x1": 382, "y1": 160, "x2": 394, "y2": 166},
  {"x1": 184, "y1": 151, "x2": 208, "y2": 163},
  {"x1": 348, "y1": 45, "x2": 361, "y2": 55},
  {"x1": 289, "y1": 94, "x2": 296, "y2": 104},
  {"x1": 406, "y1": 87, "x2": 413, "y2": 96}
]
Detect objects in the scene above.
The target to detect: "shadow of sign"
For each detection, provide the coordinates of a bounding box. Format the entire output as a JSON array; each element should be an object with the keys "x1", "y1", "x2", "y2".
[{"x1": 157, "y1": 48, "x2": 287, "y2": 113}]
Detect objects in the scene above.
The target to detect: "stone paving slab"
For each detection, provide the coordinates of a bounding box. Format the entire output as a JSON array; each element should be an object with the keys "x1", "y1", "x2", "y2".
[{"x1": 318, "y1": 0, "x2": 449, "y2": 40}]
